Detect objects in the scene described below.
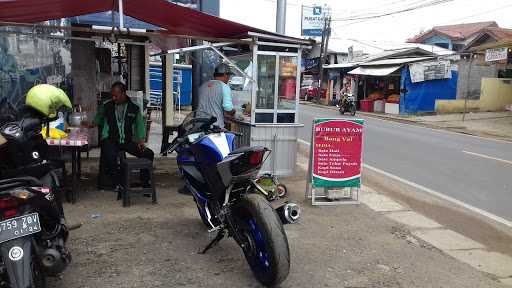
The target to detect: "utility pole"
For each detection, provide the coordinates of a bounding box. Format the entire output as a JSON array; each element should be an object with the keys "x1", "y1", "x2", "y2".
[
  {"x1": 462, "y1": 54, "x2": 473, "y2": 122},
  {"x1": 276, "y1": 0, "x2": 286, "y2": 34},
  {"x1": 316, "y1": 15, "x2": 331, "y2": 103}
]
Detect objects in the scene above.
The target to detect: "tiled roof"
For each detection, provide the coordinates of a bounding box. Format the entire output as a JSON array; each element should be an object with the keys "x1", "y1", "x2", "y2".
[
  {"x1": 483, "y1": 27, "x2": 512, "y2": 41},
  {"x1": 408, "y1": 21, "x2": 499, "y2": 42}
]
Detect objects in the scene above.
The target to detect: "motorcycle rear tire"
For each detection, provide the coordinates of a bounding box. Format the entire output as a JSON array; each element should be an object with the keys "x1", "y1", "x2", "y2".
[{"x1": 235, "y1": 194, "x2": 290, "y2": 287}]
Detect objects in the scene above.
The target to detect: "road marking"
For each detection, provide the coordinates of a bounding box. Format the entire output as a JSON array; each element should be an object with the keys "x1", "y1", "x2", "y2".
[
  {"x1": 462, "y1": 151, "x2": 512, "y2": 166},
  {"x1": 296, "y1": 138, "x2": 512, "y2": 228},
  {"x1": 297, "y1": 139, "x2": 311, "y2": 146},
  {"x1": 362, "y1": 164, "x2": 512, "y2": 228}
]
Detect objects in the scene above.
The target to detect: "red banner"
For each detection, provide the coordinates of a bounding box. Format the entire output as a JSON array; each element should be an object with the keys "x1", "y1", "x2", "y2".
[{"x1": 312, "y1": 119, "x2": 364, "y2": 188}]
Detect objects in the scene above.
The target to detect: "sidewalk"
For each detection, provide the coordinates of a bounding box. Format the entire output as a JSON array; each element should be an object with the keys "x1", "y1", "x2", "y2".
[
  {"x1": 51, "y1": 158, "x2": 509, "y2": 287},
  {"x1": 297, "y1": 142, "x2": 512, "y2": 287},
  {"x1": 300, "y1": 101, "x2": 512, "y2": 141}
]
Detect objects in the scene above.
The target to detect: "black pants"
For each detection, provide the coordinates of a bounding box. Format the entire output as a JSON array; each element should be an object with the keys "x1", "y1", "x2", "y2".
[{"x1": 101, "y1": 140, "x2": 154, "y2": 186}]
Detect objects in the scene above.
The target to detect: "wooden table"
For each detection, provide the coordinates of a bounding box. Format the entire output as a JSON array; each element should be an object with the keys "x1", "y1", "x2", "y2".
[{"x1": 46, "y1": 135, "x2": 88, "y2": 204}]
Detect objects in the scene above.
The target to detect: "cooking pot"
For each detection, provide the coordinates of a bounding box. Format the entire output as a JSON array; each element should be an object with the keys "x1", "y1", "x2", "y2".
[{"x1": 68, "y1": 105, "x2": 86, "y2": 127}]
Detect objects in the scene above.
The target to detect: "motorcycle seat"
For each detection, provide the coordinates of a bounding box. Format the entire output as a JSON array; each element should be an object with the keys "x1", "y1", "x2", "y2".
[{"x1": 228, "y1": 146, "x2": 255, "y2": 155}]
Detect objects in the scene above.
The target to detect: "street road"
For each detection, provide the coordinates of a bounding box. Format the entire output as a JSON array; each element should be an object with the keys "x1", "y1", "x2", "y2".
[{"x1": 299, "y1": 104, "x2": 512, "y2": 223}]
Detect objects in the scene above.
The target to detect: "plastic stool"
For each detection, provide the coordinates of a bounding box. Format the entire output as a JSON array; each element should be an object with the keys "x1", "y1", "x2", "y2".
[{"x1": 117, "y1": 153, "x2": 157, "y2": 207}]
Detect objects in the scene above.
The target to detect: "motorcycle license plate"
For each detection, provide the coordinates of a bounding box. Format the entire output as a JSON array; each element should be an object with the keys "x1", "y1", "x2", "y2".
[{"x1": 0, "y1": 213, "x2": 41, "y2": 244}]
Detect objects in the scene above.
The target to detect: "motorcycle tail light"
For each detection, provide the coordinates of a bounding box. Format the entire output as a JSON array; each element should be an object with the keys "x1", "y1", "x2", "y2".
[
  {"x1": 3, "y1": 209, "x2": 17, "y2": 219},
  {"x1": 249, "y1": 150, "x2": 265, "y2": 166},
  {"x1": 0, "y1": 197, "x2": 18, "y2": 210}
]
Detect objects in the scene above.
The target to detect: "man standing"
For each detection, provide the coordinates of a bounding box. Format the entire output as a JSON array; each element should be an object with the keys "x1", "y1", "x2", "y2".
[
  {"x1": 197, "y1": 63, "x2": 235, "y2": 128},
  {"x1": 87, "y1": 82, "x2": 154, "y2": 189}
]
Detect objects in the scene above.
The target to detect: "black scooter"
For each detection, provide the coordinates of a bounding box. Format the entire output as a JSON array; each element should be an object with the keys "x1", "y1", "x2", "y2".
[{"x1": 0, "y1": 108, "x2": 73, "y2": 288}]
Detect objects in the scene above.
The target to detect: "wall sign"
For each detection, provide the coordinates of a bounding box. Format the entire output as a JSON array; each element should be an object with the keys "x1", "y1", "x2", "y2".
[
  {"x1": 409, "y1": 60, "x2": 451, "y2": 83},
  {"x1": 485, "y1": 47, "x2": 509, "y2": 62},
  {"x1": 312, "y1": 118, "x2": 364, "y2": 188}
]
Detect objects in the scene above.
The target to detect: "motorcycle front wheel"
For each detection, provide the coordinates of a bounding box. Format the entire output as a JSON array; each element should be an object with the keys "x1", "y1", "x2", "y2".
[
  {"x1": 233, "y1": 194, "x2": 290, "y2": 287},
  {"x1": 350, "y1": 104, "x2": 356, "y2": 116}
]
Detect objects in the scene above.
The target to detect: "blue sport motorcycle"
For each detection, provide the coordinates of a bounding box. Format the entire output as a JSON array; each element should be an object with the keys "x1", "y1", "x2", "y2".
[{"x1": 164, "y1": 111, "x2": 290, "y2": 287}]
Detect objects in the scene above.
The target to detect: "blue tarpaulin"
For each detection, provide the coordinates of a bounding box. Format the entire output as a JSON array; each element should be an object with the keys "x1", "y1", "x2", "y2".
[{"x1": 400, "y1": 66, "x2": 458, "y2": 114}]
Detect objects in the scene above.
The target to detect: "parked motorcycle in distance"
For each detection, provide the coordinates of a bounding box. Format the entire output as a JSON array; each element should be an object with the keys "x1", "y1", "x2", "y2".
[
  {"x1": 164, "y1": 111, "x2": 290, "y2": 287},
  {"x1": 337, "y1": 93, "x2": 357, "y2": 116}
]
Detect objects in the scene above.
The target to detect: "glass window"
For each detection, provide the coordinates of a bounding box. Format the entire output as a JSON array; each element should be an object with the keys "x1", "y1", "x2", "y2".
[
  {"x1": 277, "y1": 56, "x2": 297, "y2": 110},
  {"x1": 277, "y1": 113, "x2": 295, "y2": 123},
  {"x1": 256, "y1": 55, "x2": 276, "y2": 109},
  {"x1": 255, "y1": 113, "x2": 274, "y2": 123},
  {"x1": 228, "y1": 54, "x2": 252, "y2": 116}
]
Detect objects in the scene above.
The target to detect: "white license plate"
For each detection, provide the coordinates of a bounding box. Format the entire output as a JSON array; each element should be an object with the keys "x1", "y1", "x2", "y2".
[{"x1": 0, "y1": 213, "x2": 41, "y2": 244}]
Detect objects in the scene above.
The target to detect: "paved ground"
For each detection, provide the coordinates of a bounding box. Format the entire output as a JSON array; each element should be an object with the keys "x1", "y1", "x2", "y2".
[
  {"x1": 48, "y1": 159, "x2": 506, "y2": 288},
  {"x1": 299, "y1": 104, "x2": 512, "y2": 224}
]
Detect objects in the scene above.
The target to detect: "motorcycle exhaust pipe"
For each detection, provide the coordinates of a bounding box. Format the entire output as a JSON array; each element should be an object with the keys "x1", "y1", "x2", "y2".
[
  {"x1": 276, "y1": 202, "x2": 301, "y2": 224},
  {"x1": 41, "y1": 248, "x2": 69, "y2": 276}
]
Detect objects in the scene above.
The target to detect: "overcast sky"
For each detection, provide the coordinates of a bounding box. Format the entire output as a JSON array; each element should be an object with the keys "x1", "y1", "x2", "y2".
[{"x1": 220, "y1": 0, "x2": 512, "y2": 53}]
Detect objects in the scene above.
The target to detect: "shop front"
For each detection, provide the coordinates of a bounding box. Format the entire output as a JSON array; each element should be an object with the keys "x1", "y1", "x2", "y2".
[
  {"x1": 345, "y1": 56, "x2": 458, "y2": 115},
  {"x1": 348, "y1": 65, "x2": 403, "y2": 114},
  {"x1": 1, "y1": 0, "x2": 311, "y2": 181}
]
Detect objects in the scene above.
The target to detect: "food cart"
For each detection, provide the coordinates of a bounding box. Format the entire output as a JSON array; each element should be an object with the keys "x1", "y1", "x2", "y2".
[{"x1": 226, "y1": 35, "x2": 310, "y2": 176}]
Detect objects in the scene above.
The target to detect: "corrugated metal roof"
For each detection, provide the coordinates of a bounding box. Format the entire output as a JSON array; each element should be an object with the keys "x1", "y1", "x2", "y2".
[
  {"x1": 323, "y1": 62, "x2": 361, "y2": 69},
  {"x1": 348, "y1": 65, "x2": 402, "y2": 76},
  {"x1": 360, "y1": 56, "x2": 434, "y2": 66}
]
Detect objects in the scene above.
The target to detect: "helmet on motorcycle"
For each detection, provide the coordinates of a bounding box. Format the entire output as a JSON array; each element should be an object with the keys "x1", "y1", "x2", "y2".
[{"x1": 25, "y1": 84, "x2": 72, "y2": 118}]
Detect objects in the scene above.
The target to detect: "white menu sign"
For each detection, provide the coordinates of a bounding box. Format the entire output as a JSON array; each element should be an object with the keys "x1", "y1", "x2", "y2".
[{"x1": 485, "y1": 47, "x2": 508, "y2": 62}]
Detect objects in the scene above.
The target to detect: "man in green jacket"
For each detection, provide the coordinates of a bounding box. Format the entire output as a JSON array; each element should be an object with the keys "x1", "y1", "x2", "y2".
[{"x1": 88, "y1": 82, "x2": 154, "y2": 188}]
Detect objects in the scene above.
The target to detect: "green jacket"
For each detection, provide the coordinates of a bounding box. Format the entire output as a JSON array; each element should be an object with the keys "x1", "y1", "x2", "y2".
[{"x1": 93, "y1": 99, "x2": 145, "y2": 143}]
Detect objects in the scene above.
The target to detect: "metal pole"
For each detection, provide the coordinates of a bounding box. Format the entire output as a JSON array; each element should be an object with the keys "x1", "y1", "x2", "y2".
[
  {"x1": 317, "y1": 16, "x2": 331, "y2": 103},
  {"x1": 462, "y1": 54, "x2": 473, "y2": 122},
  {"x1": 191, "y1": 40, "x2": 201, "y2": 111},
  {"x1": 276, "y1": 0, "x2": 286, "y2": 34},
  {"x1": 118, "y1": 0, "x2": 124, "y2": 30}
]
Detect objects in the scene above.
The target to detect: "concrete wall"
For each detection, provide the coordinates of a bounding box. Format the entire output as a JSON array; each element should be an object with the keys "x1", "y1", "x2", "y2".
[
  {"x1": 127, "y1": 44, "x2": 145, "y2": 91},
  {"x1": 436, "y1": 78, "x2": 512, "y2": 113},
  {"x1": 71, "y1": 40, "x2": 98, "y2": 145},
  {"x1": 456, "y1": 58, "x2": 498, "y2": 100}
]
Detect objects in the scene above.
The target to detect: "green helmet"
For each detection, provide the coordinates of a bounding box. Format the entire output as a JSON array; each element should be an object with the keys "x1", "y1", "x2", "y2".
[{"x1": 25, "y1": 84, "x2": 72, "y2": 118}]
